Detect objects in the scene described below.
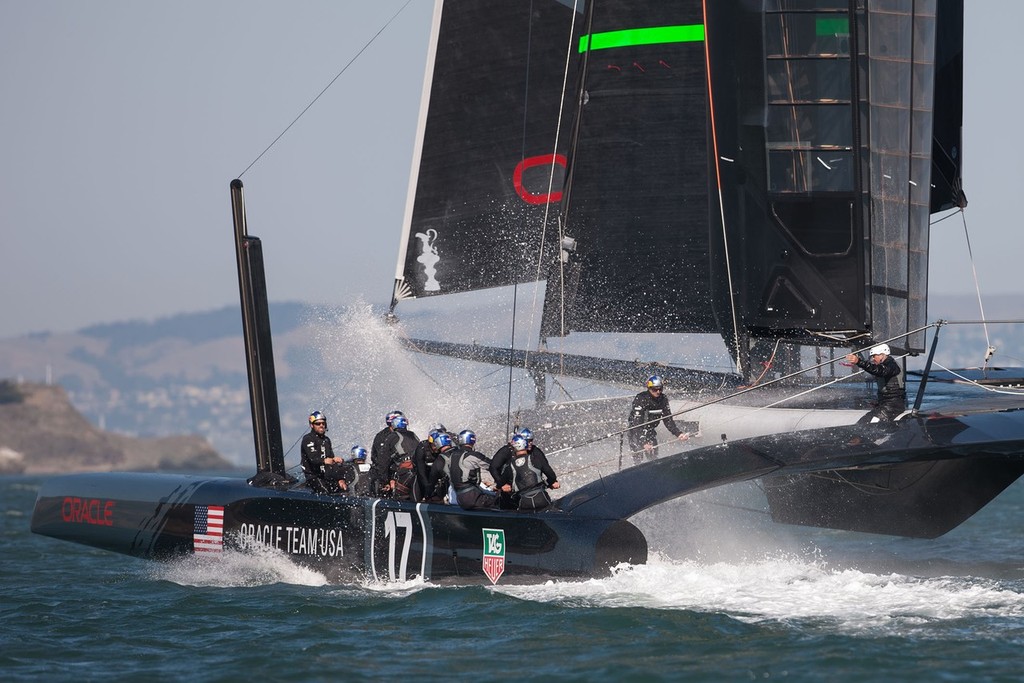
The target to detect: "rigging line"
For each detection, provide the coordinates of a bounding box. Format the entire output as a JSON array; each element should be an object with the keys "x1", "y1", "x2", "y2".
[
  {"x1": 929, "y1": 207, "x2": 963, "y2": 226},
  {"x1": 526, "y1": 0, "x2": 582, "y2": 377},
  {"x1": 930, "y1": 361, "x2": 1024, "y2": 396},
  {"x1": 747, "y1": 338, "x2": 784, "y2": 387},
  {"x1": 394, "y1": 332, "x2": 458, "y2": 390},
  {"x1": 657, "y1": 329, "x2": 931, "y2": 424},
  {"x1": 508, "y1": 0, "x2": 535, "y2": 413},
  {"x1": 959, "y1": 210, "x2": 994, "y2": 366},
  {"x1": 506, "y1": 277, "x2": 520, "y2": 439},
  {"x1": 545, "y1": 324, "x2": 936, "y2": 456},
  {"x1": 740, "y1": 353, "x2": 914, "y2": 415},
  {"x1": 236, "y1": 0, "x2": 415, "y2": 178},
  {"x1": 702, "y1": 0, "x2": 743, "y2": 377}
]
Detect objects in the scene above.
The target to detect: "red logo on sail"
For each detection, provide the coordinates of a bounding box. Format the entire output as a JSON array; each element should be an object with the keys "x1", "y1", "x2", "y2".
[{"x1": 512, "y1": 154, "x2": 566, "y2": 205}]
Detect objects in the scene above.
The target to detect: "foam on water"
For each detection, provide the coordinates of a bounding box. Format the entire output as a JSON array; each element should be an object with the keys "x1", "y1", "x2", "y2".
[
  {"x1": 494, "y1": 554, "x2": 1024, "y2": 636},
  {"x1": 148, "y1": 544, "x2": 329, "y2": 588}
]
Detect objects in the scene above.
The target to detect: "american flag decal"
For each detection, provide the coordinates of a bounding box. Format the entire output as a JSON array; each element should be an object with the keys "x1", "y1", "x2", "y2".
[{"x1": 193, "y1": 505, "x2": 224, "y2": 553}]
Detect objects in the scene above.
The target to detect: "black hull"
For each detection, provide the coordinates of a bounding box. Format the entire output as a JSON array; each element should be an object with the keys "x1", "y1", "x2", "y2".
[
  {"x1": 763, "y1": 456, "x2": 1024, "y2": 539},
  {"x1": 30, "y1": 474, "x2": 645, "y2": 585}
]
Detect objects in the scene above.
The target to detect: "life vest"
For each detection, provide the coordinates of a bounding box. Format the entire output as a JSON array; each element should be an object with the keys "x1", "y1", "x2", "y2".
[
  {"x1": 390, "y1": 439, "x2": 418, "y2": 500},
  {"x1": 510, "y1": 453, "x2": 544, "y2": 493}
]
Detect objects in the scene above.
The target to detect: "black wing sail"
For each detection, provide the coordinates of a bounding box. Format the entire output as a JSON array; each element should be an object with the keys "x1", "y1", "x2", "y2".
[
  {"x1": 393, "y1": 1, "x2": 583, "y2": 305},
  {"x1": 929, "y1": 0, "x2": 964, "y2": 213},
  {"x1": 392, "y1": 1, "x2": 962, "y2": 384},
  {"x1": 705, "y1": 0, "x2": 959, "y2": 354},
  {"x1": 544, "y1": 2, "x2": 716, "y2": 337}
]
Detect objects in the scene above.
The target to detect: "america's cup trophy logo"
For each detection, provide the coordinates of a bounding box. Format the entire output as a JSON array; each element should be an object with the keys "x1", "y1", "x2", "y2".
[
  {"x1": 414, "y1": 229, "x2": 441, "y2": 292},
  {"x1": 482, "y1": 528, "x2": 506, "y2": 585}
]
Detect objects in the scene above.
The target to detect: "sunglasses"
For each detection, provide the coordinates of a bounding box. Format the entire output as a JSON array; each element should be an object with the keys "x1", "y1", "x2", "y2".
[
  {"x1": 313, "y1": 421, "x2": 326, "y2": 426},
  {"x1": 649, "y1": 387, "x2": 662, "y2": 391}
]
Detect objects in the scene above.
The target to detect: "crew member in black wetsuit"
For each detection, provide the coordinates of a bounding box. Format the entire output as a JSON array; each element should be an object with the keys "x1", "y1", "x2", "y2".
[
  {"x1": 383, "y1": 415, "x2": 420, "y2": 500},
  {"x1": 349, "y1": 445, "x2": 370, "y2": 496},
  {"x1": 413, "y1": 427, "x2": 448, "y2": 502},
  {"x1": 846, "y1": 343, "x2": 906, "y2": 423},
  {"x1": 368, "y1": 410, "x2": 403, "y2": 495},
  {"x1": 494, "y1": 435, "x2": 560, "y2": 511},
  {"x1": 627, "y1": 375, "x2": 689, "y2": 463},
  {"x1": 300, "y1": 410, "x2": 347, "y2": 494},
  {"x1": 428, "y1": 432, "x2": 496, "y2": 510},
  {"x1": 490, "y1": 428, "x2": 542, "y2": 507}
]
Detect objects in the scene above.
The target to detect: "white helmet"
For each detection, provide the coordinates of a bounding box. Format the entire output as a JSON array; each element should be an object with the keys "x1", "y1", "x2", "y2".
[{"x1": 869, "y1": 343, "x2": 890, "y2": 356}]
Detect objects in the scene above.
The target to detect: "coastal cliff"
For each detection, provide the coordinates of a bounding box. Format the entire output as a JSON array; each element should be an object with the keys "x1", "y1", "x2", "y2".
[{"x1": 0, "y1": 380, "x2": 231, "y2": 474}]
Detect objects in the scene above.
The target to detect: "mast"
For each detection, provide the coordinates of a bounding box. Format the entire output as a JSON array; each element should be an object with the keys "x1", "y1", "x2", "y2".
[{"x1": 230, "y1": 179, "x2": 285, "y2": 476}]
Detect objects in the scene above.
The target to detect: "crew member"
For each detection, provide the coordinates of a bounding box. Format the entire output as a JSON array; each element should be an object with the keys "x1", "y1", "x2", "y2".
[
  {"x1": 368, "y1": 410, "x2": 403, "y2": 495},
  {"x1": 333, "y1": 447, "x2": 359, "y2": 494},
  {"x1": 413, "y1": 427, "x2": 448, "y2": 502},
  {"x1": 428, "y1": 432, "x2": 496, "y2": 510},
  {"x1": 300, "y1": 410, "x2": 346, "y2": 494},
  {"x1": 495, "y1": 435, "x2": 559, "y2": 511},
  {"x1": 846, "y1": 343, "x2": 906, "y2": 422},
  {"x1": 384, "y1": 415, "x2": 420, "y2": 500},
  {"x1": 627, "y1": 375, "x2": 689, "y2": 463},
  {"x1": 349, "y1": 445, "x2": 370, "y2": 496},
  {"x1": 490, "y1": 428, "x2": 543, "y2": 508}
]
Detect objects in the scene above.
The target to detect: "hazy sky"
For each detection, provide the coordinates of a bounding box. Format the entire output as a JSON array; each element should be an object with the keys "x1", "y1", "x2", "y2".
[{"x1": 1, "y1": 1, "x2": 1021, "y2": 339}]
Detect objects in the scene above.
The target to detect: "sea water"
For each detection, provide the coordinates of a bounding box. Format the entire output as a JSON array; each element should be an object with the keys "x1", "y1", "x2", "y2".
[{"x1": 3, "y1": 475, "x2": 1023, "y2": 682}]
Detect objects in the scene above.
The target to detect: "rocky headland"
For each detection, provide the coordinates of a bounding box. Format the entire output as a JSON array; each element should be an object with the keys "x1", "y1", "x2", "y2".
[{"x1": 0, "y1": 380, "x2": 231, "y2": 474}]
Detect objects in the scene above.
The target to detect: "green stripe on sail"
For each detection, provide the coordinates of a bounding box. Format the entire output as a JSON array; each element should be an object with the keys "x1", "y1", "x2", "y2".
[
  {"x1": 816, "y1": 17, "x2": 849, "y2": 36},
  {"x1": 579, "y1": 24, "x2": 705, "y2": 53}
]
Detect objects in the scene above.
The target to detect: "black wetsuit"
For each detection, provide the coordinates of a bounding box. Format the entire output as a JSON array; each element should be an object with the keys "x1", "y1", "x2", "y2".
[
  {"x1": 500, "y1": 450, "x2": 558, "y2": 511},
  {"x1": 367, "y1": 427, "x2": 393, "y2": 496},
  {"x1": 300, "y1": 428, "x2": 340, "y2": 494},
  {"x1": 387, "y1": 430, "x2": 419, "y2": 499},
  {"x1": 429, "y1": 446, "x2": 496, "y2": 510},
  {"x1": 332, "y1": 461, "x2": 358, "y2": 494},
  {"x1": 627, "y1": 390, "x2": 684, "y2": 462},
  {"x1": 384, "y1": 428, "x2": 420, "y2": 500},
  {"x1": 351, "y1": 461, "x2": 372, "y2": 496},
  {"x1": 413, "y1": 439, "x2": 446, "y2": 502},
  {"x1": 491, "y1": 443, "x2": 550, "y2": 507},
  {"x1": 855, "y1": 355, "x2": 906, "y2": 422}
]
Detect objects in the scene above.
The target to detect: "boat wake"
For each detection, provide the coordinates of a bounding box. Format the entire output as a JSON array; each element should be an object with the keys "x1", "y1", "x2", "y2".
[
  {"x1": 147, "y1": 544, "x2": 329, "y2": 588},
  {"x1": 493, "y1": 553, "x2": 1024, "y2": 636}
]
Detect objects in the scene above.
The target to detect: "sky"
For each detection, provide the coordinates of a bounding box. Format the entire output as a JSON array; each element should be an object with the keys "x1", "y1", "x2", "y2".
[{"x1": 1, "y1": 1, "x2": 1021, "y2": 340}]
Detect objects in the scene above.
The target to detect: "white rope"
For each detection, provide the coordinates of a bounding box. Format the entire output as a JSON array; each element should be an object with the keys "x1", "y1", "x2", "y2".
[
  {"x1": 930, "y1": 361, "x2": 1024, "y2": 395},
  {"x1": 526, "y1": 0, "x2": 582, "y2": 357},
  {"x1": 959, "y1": 210, "x2": 996, "y2": 368},
  {"x1": 702, "y1": 1, "x2": 744, "y2": 377}
]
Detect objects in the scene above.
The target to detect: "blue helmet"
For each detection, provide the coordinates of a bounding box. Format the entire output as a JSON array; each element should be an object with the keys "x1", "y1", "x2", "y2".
[
  {"x1": 392, "y1": 415, "x2": 409, "y2": 430},
  {"x1": 518, "y1": 427, "x2": 533, "y2": 442},
  {"x1": 385, "y1": 410, "x2": 404, "y2": 426},
  {"x1": 457, "y1": 430, "x2": 477, "y2": 447},
  {"x1": 308, "y1": 410, "x2": 327, "y2": 427},
  {"x1": 434, "y1": 432, "x2": 453, "y2": 449},
  {"x1": 511, "y1": 435, "x2": 529, "y2": 452},
  {"x1": 349, "y1": 445, "x2": 368, "y2": 462},
  {"x1": 646, "y1": 375, "x2": 664, "y2": 389}
]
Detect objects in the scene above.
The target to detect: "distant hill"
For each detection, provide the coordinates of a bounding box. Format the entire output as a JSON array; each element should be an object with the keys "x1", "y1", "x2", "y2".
[
  {"x1": 0, "y1": 381, "x2": 231, "y2": 474},
  {"x1": 0, "y1": 302, "x2": 322, "y2": 466}
]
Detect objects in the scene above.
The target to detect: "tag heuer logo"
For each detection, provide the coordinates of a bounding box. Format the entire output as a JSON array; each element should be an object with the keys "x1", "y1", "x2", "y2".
[{"x1": 482, "y1": 528, "x2": 505, "y2": 585}]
